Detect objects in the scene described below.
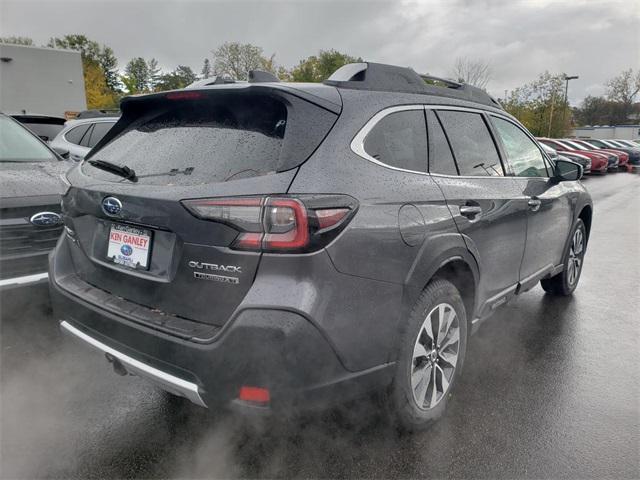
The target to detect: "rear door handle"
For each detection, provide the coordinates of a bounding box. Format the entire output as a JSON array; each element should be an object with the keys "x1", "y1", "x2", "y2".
[
  {"x1": 528, "y1": 198, "x2": 542, "y2": 212},
  {"x1": 459, "y1": 205, "x2": 482, "y2": 218}
]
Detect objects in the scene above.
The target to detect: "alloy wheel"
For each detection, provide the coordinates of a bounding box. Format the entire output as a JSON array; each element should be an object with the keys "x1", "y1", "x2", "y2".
[
  {"x1": 411, "y1": 303, "x2": 460, "y2": 410},
  {"x1": 567, "y1": 228, "x2": 584, "y2": 286}
]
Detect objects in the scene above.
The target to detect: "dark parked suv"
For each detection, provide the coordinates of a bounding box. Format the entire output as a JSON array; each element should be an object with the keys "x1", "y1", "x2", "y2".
[{"x1": 50, "y1": 63, "x2": 592, "y2": 430}]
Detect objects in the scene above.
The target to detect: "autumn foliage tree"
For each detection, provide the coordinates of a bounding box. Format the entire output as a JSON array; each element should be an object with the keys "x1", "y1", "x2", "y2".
[{"x1": 503, "y1": 72, "x2": 571, "y2": 137}]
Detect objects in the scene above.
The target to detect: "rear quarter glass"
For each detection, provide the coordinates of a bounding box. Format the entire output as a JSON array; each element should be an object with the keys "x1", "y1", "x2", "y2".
[{"x1": 81, "y1": 91, "x2": 338, "y2": 186}]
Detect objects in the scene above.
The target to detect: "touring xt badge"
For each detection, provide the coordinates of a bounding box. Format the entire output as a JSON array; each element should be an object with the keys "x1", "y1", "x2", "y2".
[{"x1": 188, "y1": 261, "x2": 241, "y2": 285}]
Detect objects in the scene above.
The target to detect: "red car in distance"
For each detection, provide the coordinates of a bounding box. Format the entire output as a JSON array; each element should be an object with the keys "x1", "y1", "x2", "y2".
[
  {"x1": 537, "y1": 138, "x2": 609, "y2": 174},
  {"x1": 564, "y1": 139, "x2": 630, "y2": 171}
]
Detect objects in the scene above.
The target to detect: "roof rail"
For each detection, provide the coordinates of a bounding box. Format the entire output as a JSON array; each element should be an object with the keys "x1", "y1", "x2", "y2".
[
  {"x1": 419, "y1": 74, "x2": 463, "y2": 89},
  {"x1": 324, "y1": 62, "x2": 502, "y2": 109},
  {"x1": 186, "y1": 76, "x2": 236, "y2": 89},
  {"x1": 248, "y1": 70, "x2": 279, "y2": 83}
]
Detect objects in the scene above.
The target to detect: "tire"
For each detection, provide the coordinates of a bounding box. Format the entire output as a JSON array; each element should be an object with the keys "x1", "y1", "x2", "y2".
[
  {"x1": 541, "y1": 219, "x2": 587, "y2": 296},
  {"x1": 385, "y1": 279, "x2": 468, "y2": 431}
]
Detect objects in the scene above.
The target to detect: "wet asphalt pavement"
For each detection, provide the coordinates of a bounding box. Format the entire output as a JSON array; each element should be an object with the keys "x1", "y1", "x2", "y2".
[{"x1": 1, "y1": 173, "x2": 639, "y2": 479}]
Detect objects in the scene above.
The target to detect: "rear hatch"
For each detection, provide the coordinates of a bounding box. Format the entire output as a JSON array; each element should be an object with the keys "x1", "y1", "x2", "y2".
[{"x1": 62, "y1": 85, "x2": 340, "y2": 327}]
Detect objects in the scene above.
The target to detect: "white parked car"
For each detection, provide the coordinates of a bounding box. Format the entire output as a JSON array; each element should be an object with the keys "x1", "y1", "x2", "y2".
[{"x1": 49, "y1": 117, "x2": 118, "y2": 161}]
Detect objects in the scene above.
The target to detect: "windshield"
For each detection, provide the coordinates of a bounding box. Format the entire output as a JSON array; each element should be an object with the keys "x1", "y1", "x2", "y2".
[
  {"x1": 583, "y1": 139, "x2": 606, "y2": 148},
  {"x1": 0, "y1": 116, "x2": 57, "y2": 162},
  {"x1": 562, "y1": 140, "x2": 587, "y2": 151}
]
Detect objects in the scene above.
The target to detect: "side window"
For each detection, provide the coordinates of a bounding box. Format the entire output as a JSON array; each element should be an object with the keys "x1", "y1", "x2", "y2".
[
  {"x1": 87, "y1": 122, "x2": 115, "y2": 148},
  {"x1": 426, "y1": 110, "x2": 458, "y2": 176},
  {"x1": 492, "y1": 117, "x2": 548, "y2": 177},
  {"x1": 363, "y1": 110, "x2": 427, "y2": 173},
  {"x1": 436, "y1": 110, "x2": 503, "y2": 176},
  {"x1": 79, "y1": 124, "x2": 94, "y2": 147},
  {"x1": 64, "y1": 124, "x2": 91, "y2": 145}
]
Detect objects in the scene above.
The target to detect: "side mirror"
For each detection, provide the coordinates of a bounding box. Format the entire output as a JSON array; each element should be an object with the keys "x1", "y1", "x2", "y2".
[
  {"x1": 52, "y1": 146, "x2": 70, "y2": 159},
  {"x1": 554, "y1": 159, "x2": 582, "y2": 182}
]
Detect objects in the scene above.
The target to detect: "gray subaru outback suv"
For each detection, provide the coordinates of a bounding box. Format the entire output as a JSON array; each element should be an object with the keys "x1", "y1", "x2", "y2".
[{"x1": 50, "y1": 63, "x2": 592, "y2": 430}]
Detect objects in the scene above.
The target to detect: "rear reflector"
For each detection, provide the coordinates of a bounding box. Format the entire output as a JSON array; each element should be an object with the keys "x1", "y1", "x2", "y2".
[
  {"x1": 239, "y1": 386, "x2": 270, "y2": 404},
  {"x1": 315, "y1": 208, "x2": 350, "y2": 230}
]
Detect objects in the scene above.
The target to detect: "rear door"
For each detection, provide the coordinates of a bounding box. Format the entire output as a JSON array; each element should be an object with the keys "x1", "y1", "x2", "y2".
[
  {"x1": 428, "y1": 108, "x2": 526, "y2": 314},
  {"x1": 489, "y1": 115, "x2": 573, "y2": 287}
]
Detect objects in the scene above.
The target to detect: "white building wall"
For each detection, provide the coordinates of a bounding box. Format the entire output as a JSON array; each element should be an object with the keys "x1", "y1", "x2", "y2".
[
  {"x1": 0, "y1": 44, "x2": 86, "y2": 117},
  {"x1": 573, "y1": 125, "x2": 640, "y2": 140}
]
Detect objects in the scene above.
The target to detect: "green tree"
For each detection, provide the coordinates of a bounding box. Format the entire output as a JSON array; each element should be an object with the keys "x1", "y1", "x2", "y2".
[
  {"x1": 290, "y1": 49, "x2": 362, "y2": 82},
  {"x1": 47, "y1": 34, "x2": 101, "y2": 62},
  {"x1": 98, "y1": 46, "x2": 119, "y2": 92},
  {"x1": 201, "y1": 58, "x2": 211, "y2": 79},
  {"x1": 123, "y1": 57, "x2": 150, "y2": 93},
  {"x1": 212, "y1": 42, "x2": 276, "y2": 80},
  {"x1": 503, "y1": 72, "x2": 570, "y2": 137},
  {"x1": 0, "y1": 36, "x2": 34, "y2": 45},
  {"x1": 147, "y1": 58, "x2": 161, "y2": 91},
  {"x1": 574, "y1": 95, "x2": 614, "y2": 126},
  {"x1": 155, "y1": 65, "x2": 198, "y2": 91}
]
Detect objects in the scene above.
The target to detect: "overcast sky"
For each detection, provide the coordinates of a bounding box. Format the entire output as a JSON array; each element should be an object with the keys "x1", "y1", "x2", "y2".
[{"x1": 2, "y1": 0, "x2": 638, "y2": 104}]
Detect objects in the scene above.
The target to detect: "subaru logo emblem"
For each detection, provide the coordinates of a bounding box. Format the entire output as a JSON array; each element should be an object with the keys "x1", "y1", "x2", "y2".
[
  {"x1": 120, "y1": 244, "x2": 133, "y2": 256},
  {"x1": 30, "y1": 211, "x2": 62, "y2": 227},
  {"x1": 102, "y1": 196, "x2": 122, "y2": 216}
]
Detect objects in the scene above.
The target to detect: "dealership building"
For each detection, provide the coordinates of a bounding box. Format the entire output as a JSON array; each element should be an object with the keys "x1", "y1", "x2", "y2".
[
  {"x1": 0, "y1": 43, "x2": 86, "y2": 117},
  {"x1": 573, "y1": 124, "x2": 640, "y2": 140}
]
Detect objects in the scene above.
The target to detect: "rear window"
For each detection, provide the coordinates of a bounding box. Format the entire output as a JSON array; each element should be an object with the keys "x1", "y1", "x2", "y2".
[
  {"x1": 86, "y1": 121, "x2": 115, "y2": 148},
  {"x1": 84, "y1": 93, "x2": 337, "y2": 185},
  {"x1": 20, "y1": 123, "x2": 64, "y2": 142},
  {"x1": 363, "y1": 110, "x2": 427, "y2": 173},
  {"x1": 65, "y1": 124, "x2": 91, "y2": 145}
]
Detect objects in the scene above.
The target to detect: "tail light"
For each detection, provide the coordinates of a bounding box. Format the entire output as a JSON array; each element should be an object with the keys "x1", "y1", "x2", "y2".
[{"x1": 182, "y1": 195, "x2": 357, "y2": 253}]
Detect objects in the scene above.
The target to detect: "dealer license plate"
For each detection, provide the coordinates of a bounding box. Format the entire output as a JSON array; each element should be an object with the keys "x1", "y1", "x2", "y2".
[{"x1": 107, "y1": 223, "x2": 152, "y2": 269}]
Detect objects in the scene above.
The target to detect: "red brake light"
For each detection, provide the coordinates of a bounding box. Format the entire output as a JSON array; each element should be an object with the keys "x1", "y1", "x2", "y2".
[
  {"x1": 315, "y1": 208, "x2": 350, "y2": 229},
  {"x1": 165, "y1": 91, "x2": 205, "y2": 101}
]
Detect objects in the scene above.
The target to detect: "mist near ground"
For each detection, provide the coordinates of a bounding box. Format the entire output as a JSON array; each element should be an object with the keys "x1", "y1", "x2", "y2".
[{"x1": 1, "y1": 174, "x2": 639, "y2": 479}]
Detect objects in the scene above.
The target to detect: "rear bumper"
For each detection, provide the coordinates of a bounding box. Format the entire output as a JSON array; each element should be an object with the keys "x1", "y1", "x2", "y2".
[
  {"x1": 60, "y1": 320, "x2": 206, "y2": 407},
  {"x1": 49, "y1": 238, "x2": 394, "y2": 413}
]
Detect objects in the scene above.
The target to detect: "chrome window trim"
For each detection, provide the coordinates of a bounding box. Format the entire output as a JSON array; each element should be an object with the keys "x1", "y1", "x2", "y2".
[
  {"x1": 350, "y1": 104, "x2": 428, "y2": 176},
  {"x1": 351, "y1": 104, "x2": 529, "y2": 179}
]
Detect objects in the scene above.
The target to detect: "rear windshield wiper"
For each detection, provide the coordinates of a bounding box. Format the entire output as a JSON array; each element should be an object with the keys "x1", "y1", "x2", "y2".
[{"x1": 87, "y1": 159, "x2": 137, "y2": 182}]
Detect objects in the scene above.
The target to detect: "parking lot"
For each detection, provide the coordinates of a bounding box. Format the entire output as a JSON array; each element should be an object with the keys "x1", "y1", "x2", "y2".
[{"x1": 1, "y1": 172, "x2": 638, "y2": 479}]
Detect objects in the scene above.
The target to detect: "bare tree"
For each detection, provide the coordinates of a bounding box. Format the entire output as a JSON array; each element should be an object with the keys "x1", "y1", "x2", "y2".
[{"x1": 451, "y1": 57, "x2": 491, "y2": 89}]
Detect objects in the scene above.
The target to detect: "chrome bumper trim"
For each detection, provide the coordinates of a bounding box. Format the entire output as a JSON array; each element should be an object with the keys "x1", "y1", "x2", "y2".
[
  {"x1": 60, "y1": 320, "x2": 207, "y2": 407},
  {"x1": 0, "y1": 272, "x2": 48, "y2": 290}
]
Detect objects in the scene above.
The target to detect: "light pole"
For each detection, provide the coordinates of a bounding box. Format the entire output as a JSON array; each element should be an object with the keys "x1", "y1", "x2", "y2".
[{"x1": 561, "y1": 74, "x2": 579, "y2": 134}]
